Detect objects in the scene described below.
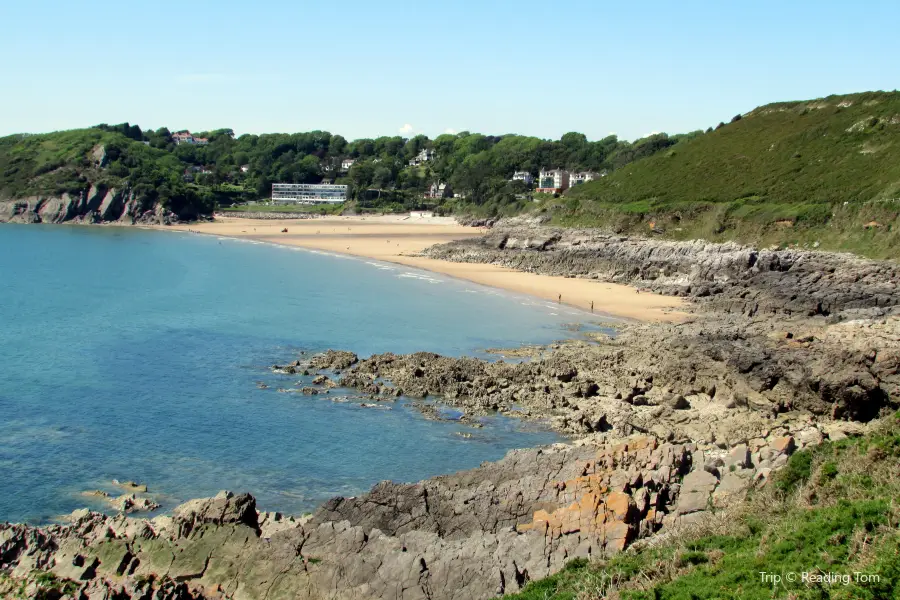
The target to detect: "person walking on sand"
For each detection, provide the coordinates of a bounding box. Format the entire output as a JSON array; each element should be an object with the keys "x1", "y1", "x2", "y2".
[
  {"x1": 558, "y1": 293, "x2": 562, "y2": 303},
  {"x1": 590, "y1": 301, "x2": 594, "y2": 313}
]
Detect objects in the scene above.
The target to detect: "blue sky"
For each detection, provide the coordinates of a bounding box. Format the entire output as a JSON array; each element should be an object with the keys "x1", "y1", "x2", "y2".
[{"x1": 1, "y1": 0, "x2": 898, "y2": 141}]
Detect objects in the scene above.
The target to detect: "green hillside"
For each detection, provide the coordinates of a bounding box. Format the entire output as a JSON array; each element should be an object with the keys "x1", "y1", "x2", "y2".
[
  {"x1": 0, "y1": 129, "x2": 214, "y2": 219},
  {"x1": 560, "y1": 91, "x2": 900, "y2": 258}
]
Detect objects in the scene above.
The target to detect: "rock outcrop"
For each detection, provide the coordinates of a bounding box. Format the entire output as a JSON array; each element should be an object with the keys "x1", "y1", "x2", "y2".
[
  {"x1": 424, "y1": 224, "x2": 900, "y2": 319},
  {"x1": 0, "y1": 419, "x2": 851, "y2": 599},
  {"x1": 307, "y1": 314, "x2": 900, "y2": 433},
  {"x1": 0, "y1": 185, "x2": 188, "y2": 225}
]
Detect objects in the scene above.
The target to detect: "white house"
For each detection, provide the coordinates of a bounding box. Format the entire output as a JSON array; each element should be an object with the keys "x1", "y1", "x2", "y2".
[
  {"x1": 240, "y1": 165, "x2": 250, "y2": 173},
  {"x1": 341, "y1": 158, "x2": 356, "y2": 171},
  {"x1": 425, "y1": 181, "x2": 452, "y2": 199},
  {"x1": 512, "y1": 171, "x2": 534, "y2": 185},
  {"x1": 569, "y1": 171, "x2": 600, "y2": 186},
  {"x1": 172, "y1": 131, "x2": 193, "y2": 144},
  {"x1": 409, "y1": 148, "x2": 435, "y2": 167},
  {"x1": 171, "y1": 131, "x2": 209, "y2": 145},
  {"x1": 536, "y1": 169, "x2": 570, "y2": 193}
]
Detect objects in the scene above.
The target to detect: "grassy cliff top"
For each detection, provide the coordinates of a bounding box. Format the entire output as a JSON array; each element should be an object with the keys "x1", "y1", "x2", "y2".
[
  {"x1": 0, "y1": 129, "x2": 184, "y2": 199},
  {"x1": 506, "y1": 412, "x2": 900, "y2": 600},
  {"x1": 560, "y1": 91, "x2": 900, "y2": 258}
]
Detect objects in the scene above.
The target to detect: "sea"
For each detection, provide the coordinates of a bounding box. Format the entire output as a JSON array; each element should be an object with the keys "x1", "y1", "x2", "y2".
[{"x1": 0, "y1": 224, "x2": 604, "y2": 524}]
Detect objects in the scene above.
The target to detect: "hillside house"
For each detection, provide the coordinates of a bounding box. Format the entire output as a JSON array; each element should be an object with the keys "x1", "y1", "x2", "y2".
[
  {"x1": 570, "y1": 171, "x2": 601, "y2": 186},
  {"x1": 172, "y1": 131, "x2": 209, "y2": 145},
  {"x1": 512, "y1": 171, "x2": 534, "y2": 185},
  {"x1": 425, "y1": 182, "x2": 452, "y2": 199},
  {"x1": 341, "y1": 158, "x2": 356, "y2": 171},
  {"x1": 409, "y1": 148, "x2": 435, "y2": 167},
  {"x1": 536, "y1": 169, "x2": 570, "y2": 193}
]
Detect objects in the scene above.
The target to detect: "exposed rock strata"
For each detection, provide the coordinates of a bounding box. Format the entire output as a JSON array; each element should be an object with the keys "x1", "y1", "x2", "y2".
[
  {"x1": 309, "y1": 314, "x2": 900, "y2": 432},
  {"x1": 0, "y1": 422, "x2": 851, "y2": 599},
  {"x1": 0, "y1": 184, "x2": 190, "y2": 225},
  {"x1": 424, "y1": 224, "x2": 900, "y2": 318}
]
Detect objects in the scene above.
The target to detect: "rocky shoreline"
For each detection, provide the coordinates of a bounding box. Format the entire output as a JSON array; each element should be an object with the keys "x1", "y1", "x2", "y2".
[{"x1": 2, "y1": 223, "x2": 899, "y2": 600}]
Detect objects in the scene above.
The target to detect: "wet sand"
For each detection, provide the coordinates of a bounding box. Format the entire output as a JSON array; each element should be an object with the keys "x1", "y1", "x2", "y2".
[{"x1": 165, "y1": 215, "x2": 687, "y2": 322}]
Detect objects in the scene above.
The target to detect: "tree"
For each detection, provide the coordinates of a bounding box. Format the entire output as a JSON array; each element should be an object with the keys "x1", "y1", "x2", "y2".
[{"x1": 329, "y1": 135, "x2": 348, "y2": 156}]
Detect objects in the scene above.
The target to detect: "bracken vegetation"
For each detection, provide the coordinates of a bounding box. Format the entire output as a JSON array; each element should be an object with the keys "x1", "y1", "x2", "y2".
[
  {"x1": 560, "y1": 91, "x2": 900, "y2": 258},
  {"x1": 503, "y1": 412, "x2": 900, "y2": 599}
]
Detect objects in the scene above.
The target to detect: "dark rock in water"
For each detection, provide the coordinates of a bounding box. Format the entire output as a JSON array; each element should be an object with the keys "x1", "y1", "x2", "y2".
[
  {"x1": 310, "y1": 350, "x2": 359, "y2": 371},
  {"x1": 311, "y1": 374, "x2": 337, "y2": 388}
]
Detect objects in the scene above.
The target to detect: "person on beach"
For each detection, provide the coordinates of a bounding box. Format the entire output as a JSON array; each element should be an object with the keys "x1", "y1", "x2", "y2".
[
  {"x1": 590, "y1": 301, "x2": 594, "y2": 313},
  {"x1": 558, "y1": 294, "x2": 562, "y2": 303}
]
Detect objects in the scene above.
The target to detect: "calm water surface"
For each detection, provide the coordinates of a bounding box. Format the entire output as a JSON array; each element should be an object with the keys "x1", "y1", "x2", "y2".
[{"x1": 0, "y1": 224, "x2": 603, "y2": 523}]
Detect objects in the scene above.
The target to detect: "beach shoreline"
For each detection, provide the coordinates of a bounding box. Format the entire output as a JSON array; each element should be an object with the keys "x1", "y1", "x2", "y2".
[{"x1": 157, "y1": 215, "x2": 688, "y2": 323}]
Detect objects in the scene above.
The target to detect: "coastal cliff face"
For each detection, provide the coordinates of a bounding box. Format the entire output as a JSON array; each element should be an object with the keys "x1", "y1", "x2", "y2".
[
  {"x1": 2, "y1": 228, "x2": 899, "y2": 599},
  {"x1": 0, "y1": 185, "x2": 180, "y2": 226}
]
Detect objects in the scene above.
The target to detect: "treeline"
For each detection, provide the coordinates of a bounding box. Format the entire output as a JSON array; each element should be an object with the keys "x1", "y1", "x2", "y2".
[{"x1": 91, "y1": 123, "x2": 701, "y2": 215}]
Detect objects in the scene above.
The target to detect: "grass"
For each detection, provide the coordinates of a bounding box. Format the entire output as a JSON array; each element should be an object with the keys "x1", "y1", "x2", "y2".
[
  {"x1": 220, "y1": 202, "x2": 345, "y2": 215},
  {"x1": 0, "y1": 570, "x2": 80, "y2": 599},
  {"x1": 504, "y1": 412, "x2": 900, "y2": 599},
  {"x1": 558, "y1": 91, "x2": 900, "y2": 258}
]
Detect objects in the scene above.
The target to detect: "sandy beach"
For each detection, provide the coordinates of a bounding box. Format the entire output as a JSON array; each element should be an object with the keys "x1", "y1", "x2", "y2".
[{"x1": 166, "y1": 215, "x2": 687, "y2": 322}]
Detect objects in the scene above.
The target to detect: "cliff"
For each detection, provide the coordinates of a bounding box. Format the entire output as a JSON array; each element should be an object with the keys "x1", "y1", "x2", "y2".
[{"x1": 0, "y1": 185, "x2": 180, "y2": 225}]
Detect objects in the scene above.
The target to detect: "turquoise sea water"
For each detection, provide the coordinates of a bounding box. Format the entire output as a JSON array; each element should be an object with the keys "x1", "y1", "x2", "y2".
[{"x1": 0, "y1": 224, "x2": 599, "y2": 524}]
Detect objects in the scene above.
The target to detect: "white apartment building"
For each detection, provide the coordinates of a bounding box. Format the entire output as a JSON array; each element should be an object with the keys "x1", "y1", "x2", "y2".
[
  {"x1": 271, "y1": 183, "x2": 348, "y2": 204},
  {"x1": 536, "y1": 169, "x2": 570, "y2": 193}
]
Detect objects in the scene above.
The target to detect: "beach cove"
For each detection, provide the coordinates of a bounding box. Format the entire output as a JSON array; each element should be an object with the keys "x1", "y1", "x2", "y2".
[
  {"x1": 0, "y1": 223, "x2": 607, "y2": 524},
  {"x1": 162, "y1": 215, "x2": 688, "y2": 323}
]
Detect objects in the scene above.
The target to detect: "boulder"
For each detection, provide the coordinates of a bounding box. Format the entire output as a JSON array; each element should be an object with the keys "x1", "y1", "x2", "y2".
[
  {"x1": 167, "y1": 491, "x2": 259, "y2": 537},
  {"x1": 724, "y1": 444, "x2": 751, "y2": 470},
  {"x1": 676, "y1": 469, "x2": 718, "y2": 515}
]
